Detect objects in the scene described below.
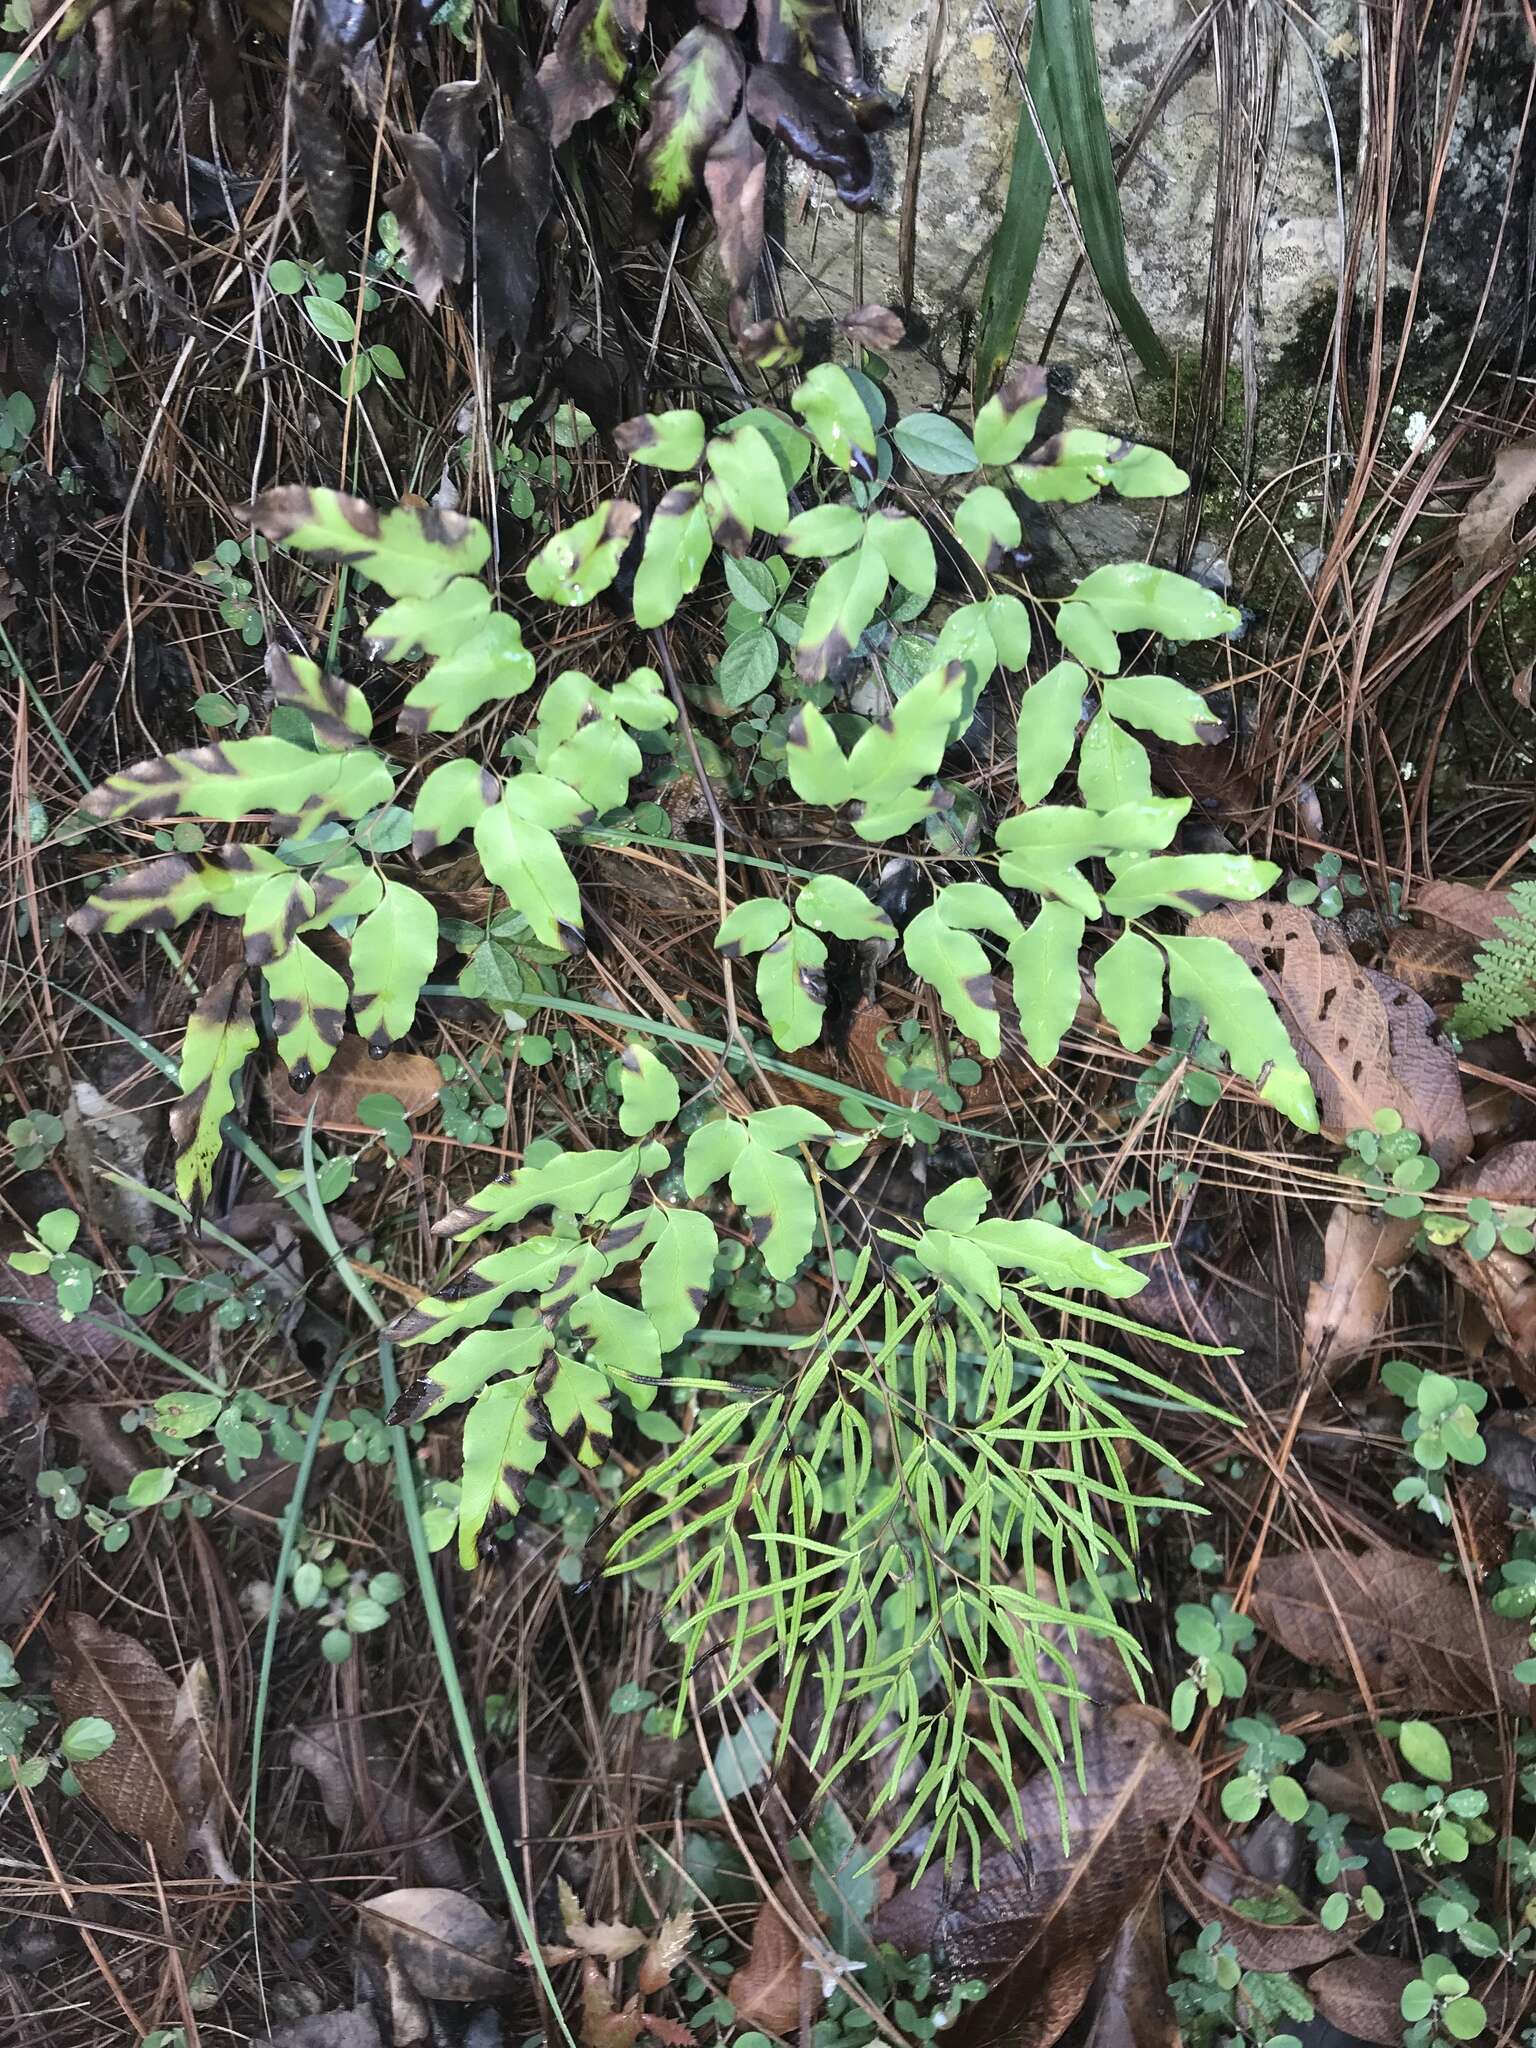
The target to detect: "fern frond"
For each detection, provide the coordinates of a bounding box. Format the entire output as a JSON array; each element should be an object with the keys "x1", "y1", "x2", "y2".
[{"x1": 1453, "y1": 880, "x2": 1536, "y2": 1038}]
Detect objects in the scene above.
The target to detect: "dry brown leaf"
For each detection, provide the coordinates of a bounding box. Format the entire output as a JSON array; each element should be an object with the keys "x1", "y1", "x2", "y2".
[
  {"x1": 639, "y1": 1908, "x2": 695, "y2": 1995},
  {"x1": 1302, "y1": 1206, "x2": 1415, "y2": 1381},
  {"x1": 727, "y1": 1880, "x2": 818, "y2": 2035},
  {"x1": 1427, "y1": 1145, "x2": 1536, "y2": 1379},
  {"x1": 52, "y1": 1613, "x2": 189, "y2": 1869},
  {"x1": 1080, "y1": 1890, "x2": 1177, "y2": 2048},
  {"x1": 560, "y1": 1879, "x2": 650, "y2": 1961},
  {"x1": 1190, "y1": 904, "x2": 1471, "y2": 1169},
  {"x1": 1306, "y1": 1955, "x2": 1415, "y2": 2045},
  {"x1": 357, "y1": 1888, "x2": 513, "y2": 2001},
  {"x1": 267, "y1": 1039, "x2": 442, "y2": 1127},
  {"x1": 582, "y1": 1958, "x2": 644, "y2": 2048},
  {"x1": 290, "y1": 1719, "x2": 470, "y2": 1888},
  {"x1": 875, "y1": 1704, "x2": 1199, "y2": 2048},
  {"x1": 640, "y1": 2017, "x2": 697, "y2": 2047},
  {"x1": 1383, "y1": 924, "x2": 1479, "y2": 1003},
  {"x1": 1168, "y1": 1860, "x2": 1358, "y2": 1970},
  {"x1": 1413, "y1": 879, "x2": 1516, "y2": 943},
  {"x1": 1455, "y1": 442, "x2": 1536, "y2": 590},
  {"x1": 1250, "y1": 1547, "x2": 1530, "y2": 1714},
  {"x1": 842, "y1": 304, "x2": 906, "y2": 351}
]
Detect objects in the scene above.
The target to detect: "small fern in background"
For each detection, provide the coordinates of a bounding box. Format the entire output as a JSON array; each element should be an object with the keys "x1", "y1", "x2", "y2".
[{"x1": 1453, "y1": 880, "x2": 1536, "y2": 1039}]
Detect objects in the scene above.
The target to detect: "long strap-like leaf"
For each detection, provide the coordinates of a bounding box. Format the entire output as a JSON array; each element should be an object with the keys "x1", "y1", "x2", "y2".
[
  {"x1": 1037, "y1": 0, "x2": 1168, "y2": 373},
  {"x1": 975, "y1": 29, "x2": 1060, "y2": 396}
]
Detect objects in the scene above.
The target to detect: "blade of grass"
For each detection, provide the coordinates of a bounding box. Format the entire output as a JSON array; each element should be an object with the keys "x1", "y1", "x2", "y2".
[
  {"x1": 1037, "y1": 0, "x2": 1168, "y2": 374},
  {"x1": 975, "y1": 28, "x2": 1060, "y2": 396}
]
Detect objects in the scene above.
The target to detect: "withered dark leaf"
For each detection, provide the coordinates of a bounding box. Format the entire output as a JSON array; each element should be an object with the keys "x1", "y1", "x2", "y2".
[
  {"x1": 1251, "y1": 1546, "x2": 1531, "y2": 1715},
  {"x1": 753, "y1": 0, "x2": 883, "y2": 116},
  {"x1": 536, "y1": 0, "x2": 646, "y2": 149},
  {"x1": 632, "y1": 27, "x2": 744, "y2": 239},
  {"x1": 842, "y1": 303, "x2": 905, "y2": 351},
  {"x1": 1081, "y1": 1891, "x2": 1177, "y2": 2048},
  {"x1": 745, "y1": 62, "x2": 878, "y2": 210},
  {"x1": 307, "y1": 0, "x2": 375, "y2": 70},
  {"x1": 290, "y1": 80, "x2": 353, "y2": 271},
  {"x1": 52, "y1": 1613, "x2": 189, "y2": 1870},
  {"x1": 1167, "y1": 1861, "x2": 1359, "y2": 1971},
  {"x1": 290, "y1": 1718, "x2": 469, "y2": 1887},
  {"x1": 696, "y1": 0, "x2": 745, "y2": 25},
  {"x1": 386, "y1": 133, "x2": 465, "y2": 317},
  {"x1": 358, "y1": 1887, "x2": 514, "y2": 2000},
  {"x1": 475, "y1": 110, "x2": 553, "y2": 356},
  {"x1": 705, "y1": 111, "x2": 767, "y2": 296},
  {"x1": 421, "y1": 76, "x2": 493, "y2": 196},
  {"x1": 874, "y1": 1705, "x2": 1199, "y2": 2048},
  {"x1": 1305, "y1": 1956, "x2": 1415, "y2": 2046}
]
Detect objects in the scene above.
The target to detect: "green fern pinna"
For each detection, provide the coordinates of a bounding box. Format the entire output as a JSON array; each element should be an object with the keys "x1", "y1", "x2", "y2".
[{"x1": 63, "y1": 363, "x2": 1316, "y2": 1866}]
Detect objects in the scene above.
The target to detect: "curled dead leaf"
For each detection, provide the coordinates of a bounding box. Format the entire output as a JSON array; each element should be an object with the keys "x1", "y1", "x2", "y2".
[
  {"x1": 1250, "y1": 1546, "x2": 1530, "y2": 1714},
  {"x1": 1302, "y1": 1205, "x2": 1415, "y2": 1384},
  {"x1": 1306, "y1": 1955, "x2": 1416, "y2": 2046},
  {"x1": 1168, "y1": 1859, "x2": 1359, "y2": 1971},
  {"x1": 726, "y1": 1880, "x2": 819, "y2": 2034},
  {"x1": 1081, "y1": 1890, "x2": 1178, "y2": 2048},
  {"x1": 358, "y1": 1887, "x2": 513, "y2": 2000},
  {"x1": 1455, "y1": 442, "x2": 1536, "y2": 591},
  {"x1": 267, "y1": 1038, "x2": 441, "y2": 1127},
  {"x1": 1413, "y1": 879, "x2": 1517, "y2": 943},
  {"x1": 1189, "y1": 903, "x2": 1471, "y2": 1169},
  {"x1": 875, "y1": 1704, "x2": 1198, "y2": 2048}
]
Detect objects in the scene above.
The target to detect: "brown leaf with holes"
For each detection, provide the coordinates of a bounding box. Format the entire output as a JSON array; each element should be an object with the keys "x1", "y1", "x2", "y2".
[
  {"x1": 1455, "y1": 442, "x2": 1536, "y2": 591},
  {"x1": 874, "y1": 1705, "x2": 1199, "y2": 2048},
  {"x1": 1306, "y1": 1956, "x2": 1416, "y2": 2046},
  {"x1": 52, "y1": 1614, "x2": 189, "y2": 1870},
  {"x1": 727, "y1": 1884, "x2": 816, "y2": 2034},
  {"x1": 1302, "y1": 1206, "x2": 1415, "y2": 1383},
  {"x1": 1189, "y1": 903, "x2": 1471, "y2": 1169},
  {"x1": 1250, "y1": 1547, "x2": 1531, "y2": 1714},
  {"x1": 1081, "y1": 1890, "x2": 1177, "y2": 2048},
  {"x1": 267, "y1": 1038, "x2": 441, "y2": 1127}
]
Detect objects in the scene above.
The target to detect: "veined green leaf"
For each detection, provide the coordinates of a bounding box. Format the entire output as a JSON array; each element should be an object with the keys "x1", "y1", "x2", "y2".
[
  {"x1": 889, "y1": 412, "x2": 978, "y2": 477},
  {"x1": 790, "y1": 363, "x2": 879, "y2": 475},
  {"x1": 618, "y1": 1043, "x2": 681, "y2": 1136},
  {"x1": 241, "y1": 870, "x2": 317, "y2": 966},
  {"x1": 864, "y1": 511, "x2": 937, "y2": 602},
  {"x1": 394, "y1": 1324, "x2": 552, "y2": 1425},
  {"x1": 985, "y1": 594, "x2": 1033, "y2": 669},
  {"x1": 350, "y1": 881, "x2": 439, "y2": 1051},
  {"x1": 706, "y1": 423, "x2": 791, "y2": 538},
  {"x1": 502, "y1": 769, "x2": 595, "y2": 833},
  {"x1": 1160, "y1": 933, "x2": 1319, "y2": 1131},
  {"x1": 169, "y1": 964, "x2": 258, "y2": 1207},
  {"x1": 795, "y1": 872, "x2": 894, "y2": 943},
  {"x1": 69, "y1": 848, "x2": 284, "y2": 938},
  {"x1": 795, "y1": 540, "x2": 889, "y2": 682},
  {"x1": 542, "y1": 1350, "x2": 616, "y2": 1460},
  {"x1": 730, "y1": 1138, "x2": 817, "y2": 1280},
  {"x1": 524, "y1": 500, "x2": 641, "y2": 605},
  {"x1": 392, "y1": 1236, "x2": 575, "y2": 1341},
  {"x1": 411, "y1": 759, "x2": 500, "y2": 856},
  {"x1": 538, "y1": 716, "x2": 642, "y2": 816},
  {"x1": 914, "y1": 1228, "x2": 1001, "y2": 1308},
  {"x1": 904, "y1": 902, "x2": 1000, "y2": 1057},
  {"x1": 1104, "y1": 853, "x2": 1280, "y2": 918},
  {"x1": 1015, "y1": 661, "x2": 1086, "y2": 806},
  {"x1": 615, "y1": 409, "x2": 707, "y2": 471},
  {"x1": 1070, "y1": 562, "x2": 1242, "y2": 647},
  {"x1": 684, "y1": 1116, "x2": 749, "y2": 1196},
  {"x1": 1054, "y1": 596, "x2": 1123, "y2": 671},
  {"x1": 78, "y1": 738, "x2": 393, "y2": 831},
  {"x1": 716, "y1": 896, "x2": 792, "y2": 957},
  {"x1": 1007, "y1": 901, "x2": 1084, "y2": 1063},
  {"x1": 608, "y1": 665, "x2": 675, "y2": 732},
  {"x1": 756, "y1": 922, "x2": 828, "y2": 1051},
  {"x1": 923, "y1": 1178, "x2": 991, "y2": 1231},
  {"x1": 264, "y1": 935, "x2": 348, "y2": 1087},
  {"x1": 970, "y1": 1213, "x2": 1147, "y2": 1296},
  {"x1": 368, "y1": 576, "x2": 490, "y2": 661},
  {"x1": 267, "y1": 648, "x2": 372, "y2": 748},
  {"x1": 570, "y1": 1287, "x2": 662, "y2": 1395},
  {"x1": 474, "y1": 798, "x2": 583, "y2": 952},
  {"x1": 1077, "y1": 710, "x2": 1152, "y2": 810},
  {"x1": 633, "y1": 483, "x2": 713, "y2": 628},
  {"x1": 398, "y1": 613, "x2": 536, "y2": 736},
  {"x1": 641, "y1": 1205, "x2": 719, "y2": 1350},
  {"x1": 781, "y1": 504, "x2": 866, "y2": 559},
  {"x1": 249, "y1": 486, "x2": 492, "y2": 598},
  {"x1": 633, "y1": 26, "x2": 743, "y2": 231},
  {"x1": 954, "y1": 484, "x2": 1024, "y2": 572},
  {"x1": 974, "y1": 364, "x2": 1052, "y2": 465},
  {"x1": 746, "y1": 1105, "x2": 833, "y2": 1150},
  {"x1": 849, "y1": 658, "x2": 968, "y2": 801},
  {"x1": 1094, "y1": 927, "x2": 1163, "y2": 1052},
  {"x1": 1102, "y1": 673, "x2": 1223, "y2": 745},
  {"x1": 784, "y1": 703, "x2": 855, "y2": 806},
  {"x1": 447, "y1": 1146, "x2": 651, "y2": 1238},
  {"x1": 457, "y1": 1375, "x2": 545, "y2": 1566}
]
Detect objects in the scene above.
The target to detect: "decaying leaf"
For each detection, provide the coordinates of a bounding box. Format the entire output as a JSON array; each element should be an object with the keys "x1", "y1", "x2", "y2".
[
  {"x1": 745, "y1": 63, "x2": 878, "y2": 210},
  {"x1": 291, "y1": 79, "x2": 353, "y2": 271},
  {"x1": 51, "y1": 1613, "x2": 190, "y2": 1870},
  {"x1": 267, "y1": 1038, "x2": 442, "y2": 1128},
  {"x1": 1250, "y1": 1547, "x2": 1531, "y2": 1714},
  {"x1": 1167, "y1": 1860, "x2": 1358, "y2": 1971},
  {"x1": 1429, "y1": 1143, "x2": 1536, "y2": 1376},
  {"x1": 385, "y1": 132, "x2": 465, "y2": 316},
  {"x1": 536, "y1": 0, "x2": 646, "y2": 149},
  {"x1": 726, "y1": 1880, "x2": 818, "y2": 2035},
  {"x1": 1455, "y1": 441, "x2": 1536, "y2": 591},
  {"x1": 476, "y1": 104, "x2": 554, "y2": 356},
  {"x1": 632, "y1": 26, "x2": 743, "y2": 238},
  {"x1": 704, "y1": 110, "x2": 766, "y2": 297},
  {"x1": 560, "y1": 1877, "x2": 650, "y2": 1961},
  {"x1": 639, "y1": 1908, "x2": 694, "y2": 1994},
  {"x1": 842, "y1": 303, "x2": 905, "y2": 351},
  {"x1": 582, "y1": 1957, "x2": 644, "y2": 2048},
  {"x1": 290, "y1": 1719, "x2": 470, "y2": 1887},
  {"x1": 1306, "y1": 1955, "x2": 1416, "y2": 2046},
  {"x1": 1383, "y1": 923, "x2": 1481, "y2": 1003},
  {"x1": 1190, "y1": 903, "x2": 1471, "y2": 1169},
  {"x1": 1302, "y1": 1206, "x2": 1415, "y2": 1383},
  {"x1": 875, "y1": 1705, "x2": 1199, "y2": 2048},
  {"x1": 357, "y1": 1887, "x2": 514, "y2": 2000},
  {"x1": 1413, "y1": 878, "x2": 1517, "y2": 943},
  {"x1": 170, "y1": 963, "x2": 259, "y2": 1209},
  {"x1": 1080, "y1": 1890, "x2": 1178, "y2": 2048}
]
